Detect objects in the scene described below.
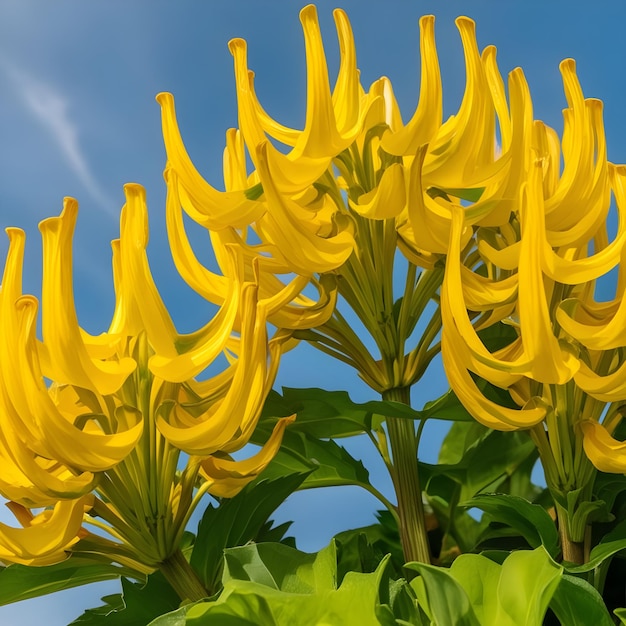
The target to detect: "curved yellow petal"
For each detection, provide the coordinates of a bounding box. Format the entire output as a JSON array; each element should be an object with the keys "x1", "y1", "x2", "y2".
[
  {"x1": 39, "y1": 199, "x2": 135, "y2": 395},
  {"x1": 157, "y1": 285, "x2": 272, "y2": 455},
  {"x1": 254, "y1": 141, "x2": 355, "y2": 274},
  {"x1": 10, "y1": 296, "x2": 142, "y2": 473},
  {"x1": 200, "y1": 415, "x2": 295, "y2": 498},
  {"x1": 581, "y1": 421, "x2": 626, "y2": 473},
  {"x1": 0, "y1": 497, "x2": 91, "y2": 566},
  {"x1": 157, "y1": 92, "x2": 265, "y2": 230},
  {"x1": 349, "y1": 163, "x2": 406, "y2": 220},
  {"x1": 381, "y1": 15, "x2": 442, "y2": 156},
  {"x1": 441, "y1": 331, "x2": 543, "y2": 430}
]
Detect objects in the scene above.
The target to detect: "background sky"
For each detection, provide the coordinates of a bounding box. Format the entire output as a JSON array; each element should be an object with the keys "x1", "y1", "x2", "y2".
[{"x1": 1, "y1": 1, "x2": 625, "y2": 623}]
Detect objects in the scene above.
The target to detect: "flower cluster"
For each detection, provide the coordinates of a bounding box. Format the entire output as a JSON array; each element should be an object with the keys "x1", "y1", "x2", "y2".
[
  {"x1": 157, "y1": 4, "x2": 626, "y2": 557},
  {"x1": 0, "y1": 187, "x2": 292, "y2": 571}
]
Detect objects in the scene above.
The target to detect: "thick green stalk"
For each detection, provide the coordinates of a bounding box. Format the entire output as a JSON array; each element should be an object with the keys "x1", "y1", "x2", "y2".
[
  {"x1": 159, "y1": 549, "x2": 208, "y2": 602},
  {"x1": 383, "y1": 386, "x2": 431, "y2": 564},
  {"x1": 555, "y1": 503, "x2": 585, "y2": 565}
]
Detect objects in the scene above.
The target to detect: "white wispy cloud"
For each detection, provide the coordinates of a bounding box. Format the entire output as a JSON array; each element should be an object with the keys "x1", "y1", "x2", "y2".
[{"x1": 0, "y1": 57, "x2": 117, "y2": 217}]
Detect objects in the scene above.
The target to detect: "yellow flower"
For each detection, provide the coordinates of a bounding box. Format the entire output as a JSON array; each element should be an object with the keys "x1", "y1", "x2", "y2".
[{"x1": 0, "y1": 189, "x2": 292, "y2": 573}]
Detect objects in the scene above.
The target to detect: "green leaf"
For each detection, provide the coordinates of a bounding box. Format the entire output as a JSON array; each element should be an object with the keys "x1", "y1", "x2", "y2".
[
  {"x1": 260, "y1": 387, "x2": 472, "y2": 445},
  {"x1": 222, "y1": 542, "x2": 336, "y2": 592},
  {"x1": 0, "y1": 556, "x2": 137, "y2": 606},
  {"x1": 448, "y1": 554, "x2": 501, "y2": 625},
  {"x1": 258, "y1": 430, "x2": 371, "y2": 490},
  {"x1": 190, "y1": 472, "x2": 308, "y2": 594},
  {"x1": 158, "y1": 542, "x2": 390, "y2": 626},
  {"x1": 437, "y1": 548, "x2": 562, "y2": 626},
  {"x1": 420, "y1": 389, "x2": 475, "y2": 422},
  {"x1": 426, "y1": 186, "x2": 485, "y2": 203},
  {"x1": 406, "y1": 561, "x2": 480, "y2": 626},
  {"x1": 437, "y1": 421, "x2": 489, "y2": 465},
  {"x1": 463, "y1": 494, "x2": 560, "y2": 558},
  {"x1": 477, "y1": 322, "x2": 518, "y2": 352},
  {"x1": 549, "y1": 575, "x2": 613, "y2": 626},
  {"x1": 615, "y1": 608, "x2": 626, "y2": 625},
  {"x1": 494, "y1": 548, "x2": 562, "y2": 625},
  {"x1": 70, "y1": 572, "x2": 179, "y2": 625}
]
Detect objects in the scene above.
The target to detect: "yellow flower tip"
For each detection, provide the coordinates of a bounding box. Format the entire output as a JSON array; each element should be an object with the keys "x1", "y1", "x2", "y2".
[
  {"x1": 586, "y1": 97, "x2": 603, "y2": 114},
  {"x1": 455, "y1": 16, "x2": 477, "y2": 35},
  {"x1": 419, "y1": 15, "x2": 436, "y2": 30},
  {"x1": 559, "y1": 58, "x2": 576, "y2": 74},
  {"x1": 228, "y1": 37, "x2": 247, "y2": 58},
  {"x1": 155, "y1": 91, "x2": 173, "y2": 107},
  {"x1": 332, "y1": 7, "x2": 348, "y2": 23},
  {"x1": 299, "y1": 4, "x2": 318, "y2": 24},
  {"x1": 5, "y1": 226, "x2": 25, "y2": 243},
  {"x1": 38, "y1": 197, "x2": 79, "y2": 237},
  {"x1": 201, "y1": 413, "x2": 296, "y2": 498}
]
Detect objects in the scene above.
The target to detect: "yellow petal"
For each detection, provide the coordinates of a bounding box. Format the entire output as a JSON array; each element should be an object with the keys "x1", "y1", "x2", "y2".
[
  {"x1": 581, "y1": 421, "x2": 626, "y2": 473},
  {"x1": 0, "y1": 497, "x2": 91, "y2": 566},
  {"x1": 254, "y1": 141, "x2": 355, "y2": 274},
  {"x1": 39, "y1": 199, "x2": 135, "y2": 395},
  {"x1": 381, "y1": 16, "x2": 442, "y2": 156},
  {"x1": 441, "y1": 331, "x2": 544, "y2": 430},
  {"x1": 200, "y1": 415, "x2": 296, "y2": 498},
  {"x1": 156, "y1": 92, "x2": 265, "y2": 230},
  {"x1": 157, "y1": 285, "x2": 273, "y2": 455}
]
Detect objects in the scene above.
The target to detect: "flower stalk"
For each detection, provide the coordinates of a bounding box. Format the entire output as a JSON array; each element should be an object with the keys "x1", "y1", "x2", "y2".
[
  {"x1": 159, "y1": 549, "x2": 208, "y2": 603},
  {"x1": 383, "y1": 387, "x2": 431, "y2": 564}
]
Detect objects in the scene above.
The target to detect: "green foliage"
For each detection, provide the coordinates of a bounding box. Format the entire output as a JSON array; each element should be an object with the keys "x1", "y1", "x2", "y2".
[
  {"x1": 407, "y1": 547, "x2": 563, "y2": 626},
  {"x1": 70, "y1": 572, "x2": 180, "y2": 625},
  {"x1": 190, "y1": 473, "x2": 308, "y2": 594},
  {"x1": 150, "y1": 541, "x2": 389, "y2": 626},
  {"x1": 549, "y1": 575, "x2": 614, "y2": 626},
  {"x1": 255, "y1": 429, "x2": 372, "y2": 491},
  {"x1": 0, "y1": 556, "x2": 140, "y2": 606},
  {"x1": 422, "y1": 424, "x2": 540, "y2": 559},
  {"x1": 464, "y1": 493, "x2": 560, "y2": 558}
]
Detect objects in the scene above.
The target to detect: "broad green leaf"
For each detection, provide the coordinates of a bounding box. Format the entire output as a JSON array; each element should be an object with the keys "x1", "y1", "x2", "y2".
[
  {"x1": 179, "y1": 555, "x2": 389, "y2": 626},
  {"x1": 464, "y1": 494, "x2": 560, "y2": 558},
  {"x1": 549, "y1": 575, "x2": 613, "y2": 626},
  {"x1": 191, "y1": 473, "x2": 308, "y2": 594},
  {"x1": 495, "y1": 548, "x2": 562, "y2": 625},
  {"x1": 420, "y1": 389, "x2": 474, "y2": 422},
  {"x1": 0, "y1": 556, "x2": 137, "y2": 606},
  {"x1": 261, "y1": 388, "x2": 472, "y2": 443},
  {"x1": 441, "y1": 549, "x2": 562, "y2": 626},
  {"x1": 70, "y1": 572, "x2": 179, "y2": 625},
  {"x1": 438, "y1": 421, "x2": 489, "y2": 465},
  {"x1": 257, "y1": 430, "x2": 371, "y2": 490},
  {"x1": 594, "y1": 472, "x2": 626, "y2": 512},
  {"x1": 615, "y1": 608, "x2": 626, "y2": 624},
  {"x1": 222, "y1": 542, "x2": 336, "y2": 593},
  {"x1": 448, "y1": 554, "x2": 501, "y2": 624},
  {"x1": 408, "y1": 549, "x2": 562, "y2": 626},
  {"x1": 406, "y1": 561, "x2": 480, "y2": 626}
]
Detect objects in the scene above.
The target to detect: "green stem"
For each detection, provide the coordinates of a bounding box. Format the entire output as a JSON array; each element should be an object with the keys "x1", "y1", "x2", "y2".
[
  {"x1": 555, "y1": 503, "x2": 585, "y2": 565},
  {"x1": 159, "y1": 548, "x2": 208, "y2": 602},
  {"x1": 383, "y1": 387, "x2": 431, "y2": 564}
]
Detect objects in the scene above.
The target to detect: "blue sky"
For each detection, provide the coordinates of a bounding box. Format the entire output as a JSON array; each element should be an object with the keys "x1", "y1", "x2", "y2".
[{"x1": 1, "y1": 1, "x2": 625, "y2": 623}]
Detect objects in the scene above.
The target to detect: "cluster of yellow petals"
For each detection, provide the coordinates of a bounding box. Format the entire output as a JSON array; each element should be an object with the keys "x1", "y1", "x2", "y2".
[
  {"x1": 156, "y1": 4, "x2": 626, "y2": 479},
  {"x1": 0, "y1": 185, "x2": 292, "y2": 568},
  {"x1": 4, "y1": 0, "x2": 626, "y2": 569},
  {"x1": 439, "y1": 57, "x2": 626, "y2": 479}
]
